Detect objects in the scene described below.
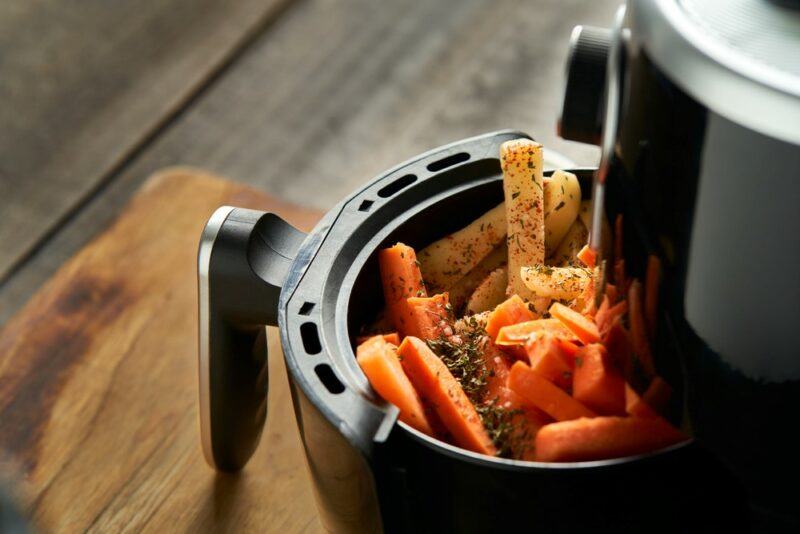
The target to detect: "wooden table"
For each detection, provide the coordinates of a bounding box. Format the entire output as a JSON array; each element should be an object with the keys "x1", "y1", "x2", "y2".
[{"x1": 0, "y1": 1, "x2": 619, "y2": 531}]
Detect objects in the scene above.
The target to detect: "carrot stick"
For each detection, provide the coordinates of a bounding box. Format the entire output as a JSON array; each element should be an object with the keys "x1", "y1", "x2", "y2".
[
  {"x1": 357, "y1": 336, "x2": 433, "y2": 435},
  {"x1": 644, "y1": 255, "x2": 661, "y2": 340},
  {"x1": 642, "y1": 376, "x2": 673, "y2": 415},
  {"x1": 628, "y1": 280, "x2": 655, "y2": 376},
  {"x1": 625, "y1": 383, "x2": 658, "y2": 418},
  {"x1": 406, "y1": 293, "x2": 452, "y2": 341},
  {"x1": 356, "y1": 332, "x2": 401, "y2": 346},
  {"x1": 398, "y1": 337, "x2": 497, "y2": 455},
  {"x1": 549, "y1": 302, "x2": 600, "y2": 344},
  {"x1": 481, "y1": 341, "x2": 513, "y2": 402},
  {"x1": 379, "y1": 243, "x2": 427, "y2": 337},
  {"x1": 602, "y1": 320, "x2": 635, "y2": 379},
  {"x1": 595, "y1": 297, "x2": 627, "y2": 337},
  {"x1": 577, "y1": 244, "x2": 597, "y2": 268},
  {"x1": 534, "y1": 416, "x2": 687, "y2": 462},
  {"x1": 557, "y1": 339, "x2": 581, "y2": 367},
  {"x1": 485, "y1": 294, "x2": 536, "y2": 340},
  {"x1": 573, "y1": 344, "x2": 625, "y2": 415},
  {"x1": 525, "y1": 333, "x2": 573, "y2": 390},
  {"x1": 508, "y1": 361, "x2": 596, "y2": 421}
]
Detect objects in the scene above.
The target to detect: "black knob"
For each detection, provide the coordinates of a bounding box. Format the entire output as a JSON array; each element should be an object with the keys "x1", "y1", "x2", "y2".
[{"x1": 558, "y1": 25, "x2": 612, "y2": 145}]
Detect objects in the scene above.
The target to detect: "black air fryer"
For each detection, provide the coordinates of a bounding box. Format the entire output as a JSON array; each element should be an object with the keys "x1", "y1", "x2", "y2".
[{"x1": 198, "y1": 1, "x2": 799, "y2": 532}]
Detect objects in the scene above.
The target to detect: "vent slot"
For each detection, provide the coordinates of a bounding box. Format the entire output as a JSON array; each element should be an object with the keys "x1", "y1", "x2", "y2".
[
  {"x1": 377, "y1": 174, "x2": 417, "y2": 198},
  {"x1": 426, "y1": 152, "x2": 470, "y2": 172},
  {"x1": 358, "y1": 199, "x2": 374, "y2": 212},
  {"x1": 300, "y1": 322, "x2": 322, "y2": 354},
  {"x1": 315, "y1": 364, "x2": 345, "y2": 394},
  {"x1": 298, "y1": 302, "x2": 315, "y2": 316}
]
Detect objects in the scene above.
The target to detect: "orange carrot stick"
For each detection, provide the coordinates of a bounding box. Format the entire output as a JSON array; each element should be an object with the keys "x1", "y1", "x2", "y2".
[
  {"x1": 508, "y1": 361, "x2": 596, "y2": 421},
  {"x1": 625, "y1": 383, "x2": 658, "y2": 418},
  {"x1": 356, "y1": 332, "x2": 401, "y2": 346},
  {"x1": 644, "y1": 255, "x2": 661, "y2": 340},
  {"x1": 357, "y1": 336, "x2": 433, "y2": 435},
  {"x1": 549, "y1": 302, "x2": 600, "y2": 344},
  {"x1": 534, "y1": 416, "x2": 687, "y2": 462},
  {"x1": 602, "y1": 320, "x2": 635, "y2": 379},
  {"x1": 628, "y1": 281, "x2": 655, "y2": 377},
  {"x1": 573, "y1": 344, "x2": 625, "y2": 415},
  {"x1": 577, "y1": 244, "x2": 597, "y2": 268},
  {"x1": 398, "y1": 337, "x2": 497, "y2": 455},
  {"x1": 406, "y1": 293, "x2": 452, "y2": 341},
  {"x1": 379, "y1": 243, "x2": 427, "y2": 337},
  {"x1": 558, "y1": 339, "x2": 581, "y2": 367},
  {"x1": 485, "y1": 294, "x2": 536, "y2": 340},
  {"x1": 525, "y1": 333, "x2": 573, "y2": 390},
  {"x1": 642, "y1": 375, "x2": 673, "y2": 415},
  {"x1": 481, "y1": 341, "x2": 513, "y2": 402},
  {"x1": 595, "y1": 297, "x2": 627, "y2": 337}
]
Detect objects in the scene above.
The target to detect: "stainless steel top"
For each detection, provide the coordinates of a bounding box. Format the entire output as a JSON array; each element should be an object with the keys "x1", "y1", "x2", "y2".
[{"x1": 630, "y1": 0, "x2": 800, "y2": 144}]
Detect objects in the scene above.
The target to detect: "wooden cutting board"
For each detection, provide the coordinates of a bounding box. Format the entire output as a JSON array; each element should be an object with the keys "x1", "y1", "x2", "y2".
[{"x1": 0, "y1": 168, "x2": 324, "y2": 532}]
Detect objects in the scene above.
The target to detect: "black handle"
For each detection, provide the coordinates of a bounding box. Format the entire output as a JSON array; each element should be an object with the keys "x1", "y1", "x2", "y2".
[
  {"x1": 198, "y1": 207, "x2": 306, "y2": 471},
  {"x1": 558, "y1": 25, "x2": 612, "y2": 145}
]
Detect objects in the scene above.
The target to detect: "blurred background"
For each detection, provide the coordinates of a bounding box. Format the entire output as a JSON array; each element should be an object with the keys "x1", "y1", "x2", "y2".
[{"x1": 0, "y1": 0, "x2": 617, "y2": 325}]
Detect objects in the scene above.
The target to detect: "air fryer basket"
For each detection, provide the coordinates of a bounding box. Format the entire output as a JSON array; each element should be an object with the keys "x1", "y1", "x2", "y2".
[{"x1": 202, "y1": 131, "x2": 747, "y2": 532}]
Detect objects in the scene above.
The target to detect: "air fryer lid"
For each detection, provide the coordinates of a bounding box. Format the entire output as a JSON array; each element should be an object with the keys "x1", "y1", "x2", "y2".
[{"x1": 630, "y1": 0, "x2": 800, "y2": 144}]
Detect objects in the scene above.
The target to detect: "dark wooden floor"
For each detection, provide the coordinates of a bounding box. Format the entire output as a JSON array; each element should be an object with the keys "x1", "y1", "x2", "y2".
[{"x1": 0, "y1": 0, "x2": 619, "y2": 324}]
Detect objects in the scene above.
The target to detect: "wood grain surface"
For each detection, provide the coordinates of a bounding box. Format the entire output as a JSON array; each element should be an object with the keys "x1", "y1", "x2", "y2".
[
  {"x1": 0, "y1": 0, "x2": 619, "y2": 325},
  {"x1": 0, "y1": 169, "x2": 323, "y2": 532},
  {"x1": 0, "y1": 0, "x2": 296, "y2": 282}
]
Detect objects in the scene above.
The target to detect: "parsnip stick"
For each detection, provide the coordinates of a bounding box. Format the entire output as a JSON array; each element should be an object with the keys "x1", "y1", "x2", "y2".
[{"x1": 500, "y1": 139, "x2": 545, "y2": 302}]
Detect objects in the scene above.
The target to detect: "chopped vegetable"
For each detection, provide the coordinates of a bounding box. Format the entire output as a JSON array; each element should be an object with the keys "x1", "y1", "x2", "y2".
[
  {"x1": 625, "y1": 383, "x2": 658, "y2": 418},
  {"x1": 576, "y1": 245, "x2": 596, "y2": 268},
  {"x1": 406, "y1": 293, "x2": 453, "y2": 341},
  {"x1": 534, "y1": 416, "x2": 686, "y2": 462},
  {"x1": 448, "y1": 243, "x2": 508, "y2": 313},
  {"x1": 628, "y1": 281, "x2": 655, "y2": 377},
  {"x1": 357, "y1": 332, "x2": 401, "y2": 346},
  {"x1": 357, "y1": 336, "x2": 434, "y2": 435},
  {"x1": 549, "y1": 218, "x2": 588, "y2": 267},
  {"x1": 419, "y1": 202, "x2": 507, "y2": 292},
  {"x1": 572, "y1": 344, "x2": 625, "y2": 415},
  {"x1": 398, "y1": 337, "x2": 497, "y2": 455},
  {"x1": 466, "y1": 266, "x2": 509, "y2": 314},
  {"x1": 508, "y1": 361, "x2": 596, "y2": 421},
  {"x1": 520, "y1": 265, "x2": 593, "y2": 300},
  {"x1": 500, "y1": 139, "x2": 546, "y2": 304},
  {"x1": 525, "y1": 333, "x2": 573, "y2": 390},
  {"x1": 549, "y1": 302, "x2": 600, "y2": 344},
  {"x1": 359, "y1": 139, "x2": 686, "y2": 462},
  {"x1": 485, "y1": 294, "x2": 536, "y2": 340},
  {"x1": 542, "y1": 170, "x2": 581, "y2": 255},
  {"x1": 495, "y1": 319, "x2": 575, "y2": 348},
  {"x1": 379, "y1": 243, "x2": 427, "y2": 337}
]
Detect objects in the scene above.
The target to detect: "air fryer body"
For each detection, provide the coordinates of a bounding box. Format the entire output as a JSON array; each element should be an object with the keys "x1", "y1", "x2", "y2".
[
  {"x1": 275, "y1": 132, "x2": 746, "y2": 533},
  {"x1": 609, "y1": 10, "x2": 800, "y2": 530}
]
